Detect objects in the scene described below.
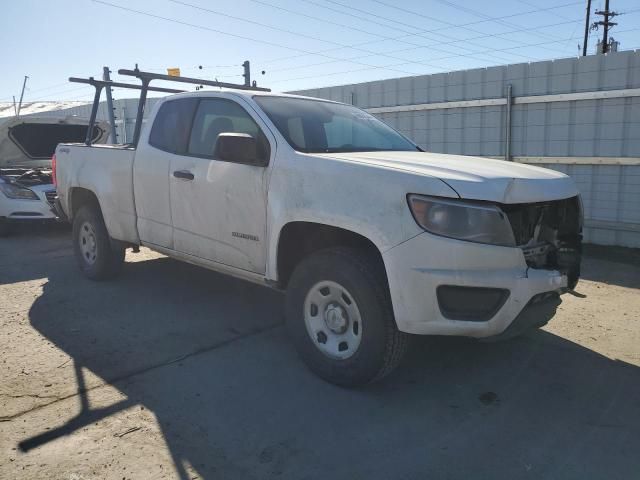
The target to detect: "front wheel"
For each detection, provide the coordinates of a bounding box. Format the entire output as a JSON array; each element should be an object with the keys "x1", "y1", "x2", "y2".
[
  {"x1": 285, "y1": 247, "x2": 408, "y2": 387},
  {"x1": 72, "y1": 204, "x2": 125, "y2": 280}
]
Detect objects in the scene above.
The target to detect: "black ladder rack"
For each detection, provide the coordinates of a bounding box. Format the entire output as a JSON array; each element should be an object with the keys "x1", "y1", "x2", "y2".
[
  {"x1": 117, "y1": 68, "x2": 270, "y2": 147},
  {"x1": 69, "y1": 63, "x2": 270, "y2": 147},
  {"x1": 68, "y1": 77, "x2": 185, "y2": 145}
]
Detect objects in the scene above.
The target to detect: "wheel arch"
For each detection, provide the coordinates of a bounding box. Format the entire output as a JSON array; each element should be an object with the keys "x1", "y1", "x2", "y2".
[
  {"x1": 274, "y1": 221, "x2": 387, "y2": 289},
  {"x1": 68, "y1": 187, "x2": 101, "y2": 220}
]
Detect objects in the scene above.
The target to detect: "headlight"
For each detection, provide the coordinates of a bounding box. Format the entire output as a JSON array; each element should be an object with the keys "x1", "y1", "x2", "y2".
[
  {"x1": 407, "y1": 194, "x2": 516, "y2": 247},
  {"x1": 0, "y1": 182, "x2": 39, "y2": 200}
]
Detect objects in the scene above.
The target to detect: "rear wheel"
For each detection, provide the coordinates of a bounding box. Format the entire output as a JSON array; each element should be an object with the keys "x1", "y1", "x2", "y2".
[
  {"x1": 72, "y1": 204, "x2": 124, "y2": 280},
  {"x1": 285, "y1": 247, "x2": 408, "y2": 387}
]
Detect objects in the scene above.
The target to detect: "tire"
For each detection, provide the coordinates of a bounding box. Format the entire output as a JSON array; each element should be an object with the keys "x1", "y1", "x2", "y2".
[
  {"x1": 72, "y1": 204, "x2": 125, "y2": 280},
  {"x1": 285, "y1": 247, "x2": 409, "y2": 387}
]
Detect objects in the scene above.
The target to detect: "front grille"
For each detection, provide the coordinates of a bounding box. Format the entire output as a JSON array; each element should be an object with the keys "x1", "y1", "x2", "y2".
[
  {"x1": 502, "y1": 195, "x2": 582, "y2": 289},
  {"x1": 503, "y1": 196, "x2": 581, "y2": 246},
  {"x1": 44, "y1": 190, "x2": 56, "y2": 207}
]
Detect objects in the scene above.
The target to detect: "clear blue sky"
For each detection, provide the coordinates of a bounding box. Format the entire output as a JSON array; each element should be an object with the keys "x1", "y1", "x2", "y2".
[{"x1": 1, "y1": 0, "x2": 639, "y2": 103}]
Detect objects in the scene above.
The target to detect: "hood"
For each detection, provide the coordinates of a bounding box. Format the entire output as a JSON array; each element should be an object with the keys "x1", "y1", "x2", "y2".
[
  {"x1": 0, "y1": 116, "x2": 109, "y2": 168},
  {"x1": 317, "y1": 151, "x2": 578, "y2": 204}
]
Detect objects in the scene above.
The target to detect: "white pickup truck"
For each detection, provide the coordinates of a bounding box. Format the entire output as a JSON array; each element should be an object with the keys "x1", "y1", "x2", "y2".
[{"x1": 54, "y1": 88, "x2": 582, "y2": 386}]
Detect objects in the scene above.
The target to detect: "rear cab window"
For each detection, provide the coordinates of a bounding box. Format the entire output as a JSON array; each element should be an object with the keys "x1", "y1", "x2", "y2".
[{"x1": 149, "y1": 98, "x2": 198, "y2": 154}]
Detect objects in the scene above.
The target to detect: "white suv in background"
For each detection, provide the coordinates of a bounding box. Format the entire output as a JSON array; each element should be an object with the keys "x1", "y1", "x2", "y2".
[{"x1": 0, "y1": 116, "x2": 107, "y2": 236}]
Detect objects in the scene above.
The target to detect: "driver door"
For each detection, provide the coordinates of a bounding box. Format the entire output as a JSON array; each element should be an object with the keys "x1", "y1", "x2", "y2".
[{"x1": 169, "y1": 96, "x2": 273, "y2": 274}]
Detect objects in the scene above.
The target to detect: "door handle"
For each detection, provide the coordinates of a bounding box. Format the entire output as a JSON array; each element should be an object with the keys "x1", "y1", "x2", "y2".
[{"x1": 173, "y1": 170, "x2": 194, "y2": 180}]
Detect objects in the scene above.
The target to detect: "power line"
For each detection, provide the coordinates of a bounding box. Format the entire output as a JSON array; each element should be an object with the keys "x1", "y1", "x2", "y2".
[
  {"x1": 171, "y1": 0, "x2": 596, "y2": 82},
  {"x1": 169, "y1": 0, "x2": 343, "y2": 47},
  {"x1": 265, "y1": 1, "x2": 639, "y2": 68},
  {"x1": 345, "y1": 0, "x2": 578, "y2": 46},
  {"x1": 428, "y1": 0, "x2": 568, "y2": 41},
  {"x1": 26, "y1": 86, "x2": 94, "y2": 102},
  {"x1": 106, "y1": 0, "x2": 583, "y2": 80},
  {"x1": 258, "y1": 7, "x2": 584, "y2": 65},
  {"x1": 303, "y1": 0, "x2": 592, "y2": 66},
  {"x1": 0, "y1": 81, "x2": 74, "y2": 102},
  {"x1": 167, "y1": 0, "x2": 446, "y2": 71},
  {"x1": 517, "y1": 0, "x2": 576, "y2": 21},
  {"x1": 305, "y1": 0, "x2": 526, "y2": 64},
  {"x1": 91, "y1": 0, "x2": 417, "y2": 76},
  {"x1": 451, "y1": 1, "x2": 585, "y2": 26},
  {"x1": 270, "y1": 25, "x2": 640, "y2": 85},
  {"x1": 368, "y1": 0, "x2": 557, "y2": 45},
  {"x1": 258, "y1": 0, "x2": 556, "y2": 71},
  {"x1": 244, "y1": 0, "x2": 389, "y2": 42},
  {"x1": 8, "y1": 0, "x2": 635, "y2": 101},
  {"x1": 266, "y1": 18, "x2": 580, "y2": 75},
  {"x1": 179, "y1": 0, "x2": 580, "y2": 73},
  {"x1": 259, "y1": 0, "x2": 587, "y2": 66}
]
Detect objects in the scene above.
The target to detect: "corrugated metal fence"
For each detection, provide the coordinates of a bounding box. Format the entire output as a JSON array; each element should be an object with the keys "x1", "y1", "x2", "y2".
[{"x1": 292, "y1": 51, "x2": 640, "y2": 248}]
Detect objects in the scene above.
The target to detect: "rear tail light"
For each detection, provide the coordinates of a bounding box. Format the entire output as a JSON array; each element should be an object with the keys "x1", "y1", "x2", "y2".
[{"x1": 51, "y1": 153, "x2": 57, "y2": 187}]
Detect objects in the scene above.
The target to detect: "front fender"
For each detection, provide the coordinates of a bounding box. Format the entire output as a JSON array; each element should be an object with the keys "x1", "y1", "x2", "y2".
[{"x1": 264, "y1": 152, "x2": 458, "y2": 281}]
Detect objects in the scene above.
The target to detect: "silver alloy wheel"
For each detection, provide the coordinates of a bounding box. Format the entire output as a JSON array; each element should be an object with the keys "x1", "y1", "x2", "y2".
[
  {"x1": 303, "y1": 280, "x2": 362, "y2": 359},
  {"x1": 79, "y1": 221, "x2": 98, "y2": 265}
]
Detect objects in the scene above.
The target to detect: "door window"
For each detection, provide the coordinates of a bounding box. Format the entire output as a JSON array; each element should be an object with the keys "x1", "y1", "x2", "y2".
[
  {"x1": 187, "y1": 98, "x2": 269, "y2": 162},
  {"x1": 149, "y1": 98, "x2": 198, "y2": 154}
]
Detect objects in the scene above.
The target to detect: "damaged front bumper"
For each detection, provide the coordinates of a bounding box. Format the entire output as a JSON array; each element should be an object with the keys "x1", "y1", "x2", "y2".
[
  {"x1": 383, "y1": 193, "x2": 582, "y2": 338},
  {"x1": 383, "y1": 231, "x2": 579, "y2": 339}
]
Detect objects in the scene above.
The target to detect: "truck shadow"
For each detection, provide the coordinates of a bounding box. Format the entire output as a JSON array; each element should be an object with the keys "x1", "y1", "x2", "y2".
[
  {"x1": 0, "y1": 223, "x2": 71, "y2": 285},
  {"x1": 23, "y1": 256, "x2": 640, "y2": 479},
  {"x1": 578, "y1": 256, "x2": 640, "y2": 290}
]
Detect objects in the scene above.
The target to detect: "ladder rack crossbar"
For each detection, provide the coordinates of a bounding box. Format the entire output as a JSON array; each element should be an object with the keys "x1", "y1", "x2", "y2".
[
  {"x1": 69, "y1": 77, "x2": 185, "y2": 94},
  {"x1": 117, "y1": 69, "x2": 271, "y2": 92},
  {"x1": 70, "y1": 63, "x2": 270, "y2": 147}
]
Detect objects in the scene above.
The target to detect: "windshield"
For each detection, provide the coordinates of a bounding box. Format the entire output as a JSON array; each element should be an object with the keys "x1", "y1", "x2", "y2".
[{"x1": 254, "y1": 96, "x2": 419, "y2": 154}]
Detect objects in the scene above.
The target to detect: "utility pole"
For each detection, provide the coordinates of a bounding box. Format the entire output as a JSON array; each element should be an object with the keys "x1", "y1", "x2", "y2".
[
  {"x1": 16, "y1": 75, "x2": 28, "y2": 117},
  {"x1": 12, "y1": 96, "x2": 17, "y2": 116},
  {"x1": 242, "y1": 60, "x2": 250, "y2": 87},
  {"x1": 102, "y1": 67, "x2": 118, "y2": 143},
  {"x1": 582, "y1": 0, "x2": 592, "y2": 56},
  {"x1": 594, "y1": 0, "x2": 618, "y2": 53}
]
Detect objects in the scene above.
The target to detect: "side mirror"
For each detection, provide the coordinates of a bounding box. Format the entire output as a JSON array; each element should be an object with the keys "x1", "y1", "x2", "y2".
[{"x1": 213, "y1": 133, "x2": 266, "y2": 166}]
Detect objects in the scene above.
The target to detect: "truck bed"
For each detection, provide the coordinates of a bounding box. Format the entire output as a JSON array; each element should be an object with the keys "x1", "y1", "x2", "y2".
[{"x1": 55, "y1": 143, "x2": 139, "y2": 244}]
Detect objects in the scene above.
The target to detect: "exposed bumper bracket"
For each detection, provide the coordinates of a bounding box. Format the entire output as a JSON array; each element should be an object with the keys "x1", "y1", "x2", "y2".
[{"x1": 53, "y1": 197, "x2": 68, "y2": 222}]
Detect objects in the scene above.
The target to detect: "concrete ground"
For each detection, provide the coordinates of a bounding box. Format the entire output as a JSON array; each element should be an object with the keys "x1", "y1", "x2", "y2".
[{"x1": 1, "y1": 225, "x2": 639, "y2": 480}]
